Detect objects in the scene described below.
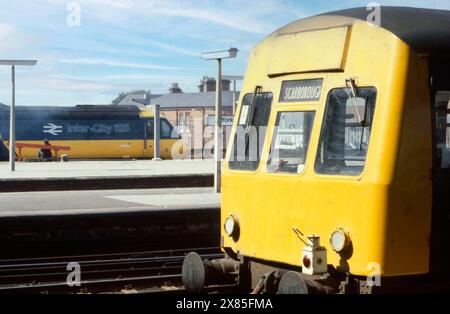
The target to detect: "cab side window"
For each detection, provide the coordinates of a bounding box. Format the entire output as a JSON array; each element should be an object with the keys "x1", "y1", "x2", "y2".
[
  {"x1": 315, "y1": 87, "x2": 377, "y2": 176},
  {"x1": 434, "y1": 92, "x2": 450, "y2": 170}
]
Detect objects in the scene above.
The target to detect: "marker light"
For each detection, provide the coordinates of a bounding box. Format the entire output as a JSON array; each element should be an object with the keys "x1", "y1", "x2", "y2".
[
  {"x1": 330, "y1": 229, "x2": 350, "y2": 253},
  {"x1": 224, "y1": 215, "x2": 237, "y2": 237},
  {"x1": 303, "y1": 255, "x2": 311, "y2": 269}
]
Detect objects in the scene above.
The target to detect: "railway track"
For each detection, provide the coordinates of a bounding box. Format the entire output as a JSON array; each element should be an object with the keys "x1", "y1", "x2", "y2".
[
  {"x1": 0, "y1": 247, "x2": 223, "y2": 294},
  {"x1": 0, "y1": 207, "x2": 220, "y2": 260}
]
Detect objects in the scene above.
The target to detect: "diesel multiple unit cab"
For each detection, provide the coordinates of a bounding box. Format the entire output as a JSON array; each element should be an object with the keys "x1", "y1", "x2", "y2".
[
  {"x1": 0, "y1": 104, "x2": 182, "y2": 160},
  {"x1": 182, "y1": 7, "x2": 450, "y2": 293}
]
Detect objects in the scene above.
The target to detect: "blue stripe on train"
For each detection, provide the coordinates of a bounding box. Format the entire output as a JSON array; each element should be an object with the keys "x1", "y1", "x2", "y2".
[
  {"x1": 0, "y1": 119, "x2": 144, "y2": 141},
  {"x1": 0, "y1": 118, "x2": 176, "y2": 141}
]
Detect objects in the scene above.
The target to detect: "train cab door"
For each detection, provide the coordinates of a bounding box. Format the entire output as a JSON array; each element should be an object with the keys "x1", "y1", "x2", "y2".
[
  {"x1": 430, "y1": 58, "x2": 450, "y2": 274},
  {"x1": 143, "y1": 119, "x2": 154, "y2": 158}
]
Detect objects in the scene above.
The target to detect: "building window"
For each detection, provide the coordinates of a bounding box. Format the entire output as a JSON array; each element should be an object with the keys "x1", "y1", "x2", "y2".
[
  {"x1": 185, "y1": 112, "x2": 191, "y2": 134},
  {"x1": 179, "y1": 112, "x2": 185, "y2": 132},
  {"x1": 178, "y1": 111, "x2": 192, "y2": 134}
]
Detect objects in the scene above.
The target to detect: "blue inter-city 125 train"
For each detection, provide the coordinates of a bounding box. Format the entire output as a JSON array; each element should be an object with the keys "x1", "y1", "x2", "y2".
[{"x1": 0, "y1": 104, "x2": 182, "y2": 160}]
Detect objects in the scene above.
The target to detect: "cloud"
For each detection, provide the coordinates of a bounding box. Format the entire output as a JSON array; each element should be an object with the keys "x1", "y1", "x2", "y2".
[
  {"x1": 0, "y1": 23, "x2": 15, "y2": 40},
  {"x1": 145, "y1": 39, "x2": 199, "y2": 57},
  {"x1": 50, "y1": 72, "x2": 210, "y2": 96},
  {"x1": 145, "y1": 2, "x2": 269, "y2": 34},
  {"x1": 43, "y1": 73, "x2": 200, "y2": 93},
  {"x1": 20, "y1": 76, "x2": 118, "y2": 92},
  {"x1": 47, "y1": 78, "x2": 114, "y2": 91},
  {"x1": 0, "y1": 23, "x2": 34, "y2": 55},
  {"x1": 54, "y1": 0, "x2": 302, "y2": 35},
  {"x1": 98, "y1": 73, "x2": 197, "y2": 81},
  {"x1": 82, "y1": 0, "x2": 136, "y2": 10},
  {"x1": 59, "y1": 58, "x2": 182, "y2": 71}
]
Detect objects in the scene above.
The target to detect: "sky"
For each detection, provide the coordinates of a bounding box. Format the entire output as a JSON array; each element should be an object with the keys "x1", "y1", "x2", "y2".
[{"x1": 0, "y1": 0, "x2": 449, "y2": 106}]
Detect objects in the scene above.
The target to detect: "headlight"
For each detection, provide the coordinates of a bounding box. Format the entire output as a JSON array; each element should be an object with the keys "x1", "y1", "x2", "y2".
[
  {"x1": 224, "y1": 215, "x2": 238, "y2": 237},
  {"x1": 330, "y1": 229, "x2": 350, "y2": 253}
]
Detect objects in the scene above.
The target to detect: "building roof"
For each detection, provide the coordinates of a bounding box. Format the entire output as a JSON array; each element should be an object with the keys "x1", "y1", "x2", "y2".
[
  {"x1": 152, "y1": 91, "x2": 240, "y2": 109},
  {"x1": 116, "y1": 93, "x2": 162, "y2": 107}
]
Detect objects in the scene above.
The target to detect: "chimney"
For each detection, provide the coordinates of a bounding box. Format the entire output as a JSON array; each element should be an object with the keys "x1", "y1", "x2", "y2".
[
  {"x1": 169, "y1": 83, "x2": 183, "y2": 94},
  {"x1": 145, "y1": 91, "x2": 151, "y2": 104},
  {"x1": 221, "y1": 79, "x2": 231, "y2": 92},
  {"x1": 198, "y1": 76, "x2": 231, "y2": 92}
]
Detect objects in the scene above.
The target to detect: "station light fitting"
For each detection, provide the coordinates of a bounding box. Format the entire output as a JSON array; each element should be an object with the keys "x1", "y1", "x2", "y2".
[
  {"x1": 201, "y1": 48, "x2": 238, "y2": 60},
  {"x1": 0, "y1": 60, "x2": 37, "y2": 66}
]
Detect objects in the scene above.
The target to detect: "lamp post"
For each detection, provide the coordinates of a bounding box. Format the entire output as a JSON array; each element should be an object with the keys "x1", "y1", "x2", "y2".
[
  {"x1": 0, "y1": 60, "x2": 38, "y2": 172},
  {"x1": 202, "y1": 48, "x2": 238, "y2": 193}
]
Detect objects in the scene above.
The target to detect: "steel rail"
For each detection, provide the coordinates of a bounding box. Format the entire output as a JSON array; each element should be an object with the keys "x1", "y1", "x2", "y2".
[{"x1": 0, "y1": 248, "x2": 223, "y2": 294}]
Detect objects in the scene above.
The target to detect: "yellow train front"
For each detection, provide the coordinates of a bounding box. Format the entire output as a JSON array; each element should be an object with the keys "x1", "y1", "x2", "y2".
[
  {"x1": 182, "y1": 7, "x2": 450, "y2": 293},
  {"x1": 0, "y1": 104, "x2": 184, "y2": 160}
]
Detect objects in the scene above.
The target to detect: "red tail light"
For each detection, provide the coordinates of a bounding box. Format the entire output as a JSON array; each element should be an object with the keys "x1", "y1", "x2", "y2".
[{"x1": 303, "y1": 255, "x2": 311, "y2": 269}]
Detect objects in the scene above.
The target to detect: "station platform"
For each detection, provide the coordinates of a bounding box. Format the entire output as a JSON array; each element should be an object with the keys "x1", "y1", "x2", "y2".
[
  {"x1": 0, "y1": 188, "x2": 221, "y2": 259},
  {"x1": 0, "y1": 159, "x2": 214, "y2": 192},
  {"x1": 0, "y1": 187, "x2": 220, "y2": 217}
]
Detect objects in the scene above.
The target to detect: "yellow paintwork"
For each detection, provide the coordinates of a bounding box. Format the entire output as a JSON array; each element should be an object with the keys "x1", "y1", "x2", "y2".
[
  {"x1": 268, "y1": 26, "x2": 349, "y2": 76},
  {"x1": 222, "y1": 17, "x2": 432, "y2": 277},
  {"x1": 139, "y1": 109, "x2": 154, "y2": 118},
  {"x1": 9, "y1": 139, "x2": 181, "y2": 160}
]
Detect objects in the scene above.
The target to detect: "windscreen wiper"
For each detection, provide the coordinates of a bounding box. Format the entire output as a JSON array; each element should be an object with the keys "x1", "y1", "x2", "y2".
[
  {"x1": 345, "y1": 78, "x2": 370, "y2": 151},
  {"x1": 345, "y1": 78, "x2": 364, "y2": 126},
  {"x1": 244, "y1": 85, "x2": 263, "y2": 160},
  {"x1": 358, "y1": 97, "x2": 370, "y2": 151},
  {"x1": 245, "y1": 85, "x2": 263, "y2": 131}
]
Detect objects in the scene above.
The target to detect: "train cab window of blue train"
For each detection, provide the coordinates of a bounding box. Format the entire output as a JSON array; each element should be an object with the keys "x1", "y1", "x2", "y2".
[
  {"x1": 434, "y1": 92, "x2": 450, "y2": 170},
  {"x1": 267, "y1": 111, "x2": 315, "y2": 174},
  {"x1": 147, "y1": 119, "x2": 178, "y2": 139},
  {"x1": 315, "y1": 87, "x2": 377, "y2": 176},
  {"x1": 161, "y1": 119, "x2": 174, "y2": 138},
  {"x1": 229, "y1": 92, "x2": 273, "y2": 171}
]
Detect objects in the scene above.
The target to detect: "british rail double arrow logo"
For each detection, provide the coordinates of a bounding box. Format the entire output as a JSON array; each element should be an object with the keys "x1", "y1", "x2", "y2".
[{"x1": 43, "y1": 123, "x2": 63, "y2": 136}]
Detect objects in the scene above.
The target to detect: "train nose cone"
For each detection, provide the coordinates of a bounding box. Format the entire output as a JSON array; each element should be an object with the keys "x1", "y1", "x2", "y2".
[{"x1": 182, "y1": 252, "x2": 207, "y2": 294}]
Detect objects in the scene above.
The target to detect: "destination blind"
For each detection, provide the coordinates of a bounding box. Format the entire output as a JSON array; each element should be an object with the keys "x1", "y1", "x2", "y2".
[{"x1": 279, "y1": 79, "x2": 323, "y2": 102}]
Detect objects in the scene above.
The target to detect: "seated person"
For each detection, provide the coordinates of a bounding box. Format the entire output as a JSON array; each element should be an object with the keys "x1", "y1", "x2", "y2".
[{"x1": 38, "y1": 139, "x2": 53, "y2": 160}]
